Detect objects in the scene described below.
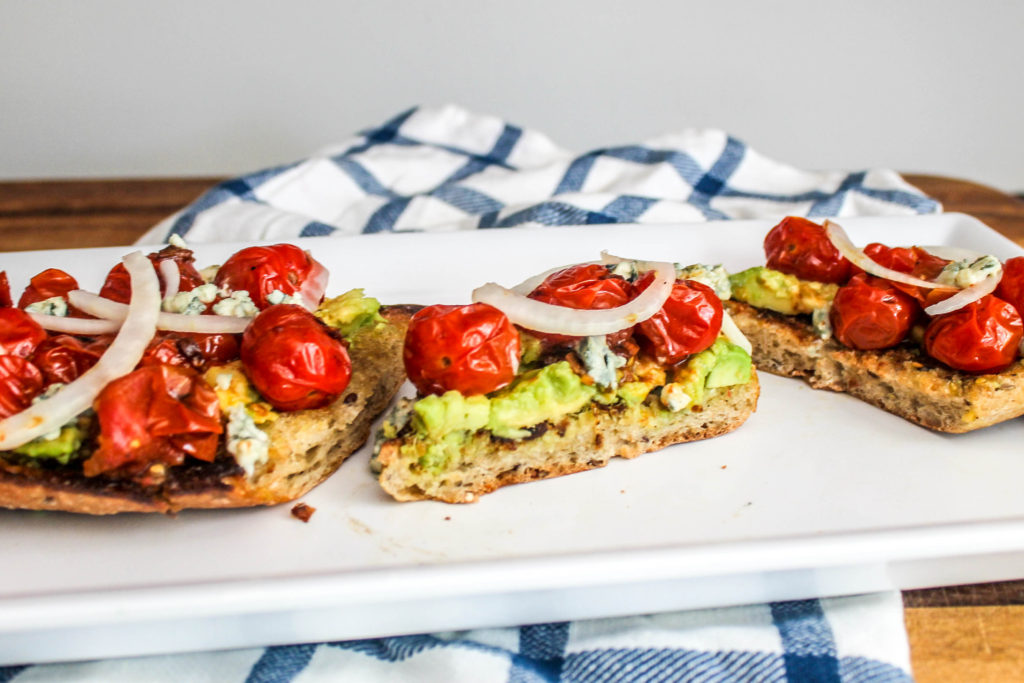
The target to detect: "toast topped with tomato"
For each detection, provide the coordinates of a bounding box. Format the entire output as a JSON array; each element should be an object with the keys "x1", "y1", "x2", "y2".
[
  {"x1": 0, "y1": 243, "x2": 411, "y2": 514},
  {"x1": 725, "y1": 216, "x2": 1024, "y2": 433},
  {"x1": 372, "y1": 254, "x2": 760, "y2": 503}
]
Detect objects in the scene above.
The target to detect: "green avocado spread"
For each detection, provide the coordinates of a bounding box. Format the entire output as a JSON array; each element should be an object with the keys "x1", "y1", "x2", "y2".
[
  {"x1": 729, "y1": 266, "x2": 837, "y2": 315},
  {"x1": 314, "y1": 288, "x2": 384, "y2": 339},
  {"x1": 12, "y1": 424, "x2": 83, "y2": 465}
]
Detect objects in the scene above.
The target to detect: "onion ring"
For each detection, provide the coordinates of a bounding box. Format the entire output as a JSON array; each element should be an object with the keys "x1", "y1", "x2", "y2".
[
  {"x1": 924, "y1": 275, "x2": 1001, "y2": 316},
  {"x1": 823, "y1": 220, "x2": 954, "y2": 291},
  {"x1": 69, "y1": 290, "x2": 252, "y2": 334},
  {"x1": 0, "y1": 252, "x2": 160, "y2": 450},
  {"x1": 472, "y1": 258, "x2": 676, "y2": 336},
  {"x1": 159, "y1": 259, "x2": 180, "y2": 302},
  {"x1": 28, "y1": 313, "x2": 120, "y2": 335}
]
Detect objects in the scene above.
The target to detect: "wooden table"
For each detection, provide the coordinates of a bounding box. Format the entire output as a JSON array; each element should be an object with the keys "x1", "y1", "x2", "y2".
[{"x1": 2, "y1": 175, "x2": 1024, "y2": 680}]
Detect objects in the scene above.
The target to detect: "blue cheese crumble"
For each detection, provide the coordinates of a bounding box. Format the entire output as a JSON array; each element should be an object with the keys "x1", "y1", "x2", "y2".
[
  {"x1": 676, "y1": 263, "x2": 732, "y2": 300},
  {"x1": 812, "y1": 305, "x2": 833, "y2": 339},
  {"x1": 24, "y1": 296, "x2": 68, "y2": 317},
  {"x1": 936, "y1": 255, "x2": 1002, "y2": 289},
  {"x1": 225, "y1": 405, "x2": 270, "y2": 477},
  {"x1": 213, "y1": 290, "x2": 259, "y2": 317},
  {"x1": 163, "y1": 283, "x2": 220, "y2": 314},
  {"x1": 266, "y1": 289, "x2": 302, "y2": 306},
  {"x1": 660, "y1": 383, "x2": 692, "y2": 412},
  {"x1": 575, "y1": 335, "x2": 627, "y2": 389}
]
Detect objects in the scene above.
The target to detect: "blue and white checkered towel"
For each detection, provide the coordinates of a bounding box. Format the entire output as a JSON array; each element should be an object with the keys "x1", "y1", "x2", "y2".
[{"x1": 11, "y1": 105, "x2": 934, "y2": 682}]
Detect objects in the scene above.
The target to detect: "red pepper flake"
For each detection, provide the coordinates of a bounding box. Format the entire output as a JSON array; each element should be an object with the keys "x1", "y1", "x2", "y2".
[{"x1": 290, "y1": 503, "x2": 316, "y2": 523}]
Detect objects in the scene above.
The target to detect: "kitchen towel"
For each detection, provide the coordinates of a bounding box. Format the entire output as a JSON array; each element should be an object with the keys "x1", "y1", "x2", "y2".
[{"x1": 14, "y1": 104, "x2": 933, "y2": 682}]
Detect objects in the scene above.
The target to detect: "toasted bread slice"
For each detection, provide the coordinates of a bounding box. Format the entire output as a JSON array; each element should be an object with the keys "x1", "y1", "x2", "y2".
[
  {"x1": 376, "y1": 373, "x2": 759, "y2": 503},
  {"x1": 725, "y1": 300, "x2": 1024, "y2": 433},
  {"x1": 0, "y1": 305, "x2": 414, "y2": 514}
]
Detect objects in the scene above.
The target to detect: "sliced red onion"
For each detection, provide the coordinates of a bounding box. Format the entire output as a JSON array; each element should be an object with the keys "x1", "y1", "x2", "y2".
[
  {"x1": 924, "y1": 275, "x2": 1001, "y2": 316},
  {"x1": 298, "y1": 254, "x2": 329, "y2": 311},
  {"x1": 823, "y1": 220, "x2": 953, "y2": 291},
  {"x1": 0, "y1": 252, "x2": 159, "y2": 450},
  {"x1": 28, "y1": 313, "x2": 120, "y2": 335},
  {"x1": 472, "y1": 259, "x2": 676, "y2": 336},
  {"x1": 160, "y1": 259, "x2": 181, "y2": 302},
  {"x1": 720, "y1": 310, "x2": 752, "y2": 355},
  {"x1": 510, "y1": 260, "x2": 601, "y2": 295},
  {"x1": 69, "y1": 290, "x2": 251, "y2": 334}
]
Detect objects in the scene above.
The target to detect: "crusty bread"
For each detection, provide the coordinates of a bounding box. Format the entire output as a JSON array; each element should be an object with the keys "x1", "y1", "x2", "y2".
[
  {"x1": 0, "y1": 305, "x2": 414, "y2": 515},
  {"x1": 725, "y1": 300, "x2": 1024, "y2": 433},
  {"x1": 376, "y1": 373, "x2": 760, "y2": 503}
]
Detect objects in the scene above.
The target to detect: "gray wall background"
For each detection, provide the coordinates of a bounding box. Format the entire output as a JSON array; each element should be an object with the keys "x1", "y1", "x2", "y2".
[{"x1": 2, "y1": 1, "x2": 1021, "y2": 191}]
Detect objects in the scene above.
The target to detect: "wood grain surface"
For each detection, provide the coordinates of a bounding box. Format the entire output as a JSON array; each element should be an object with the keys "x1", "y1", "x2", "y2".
[{"x1": 1, "y1": 174, "x2": 1024, "y2": 680}]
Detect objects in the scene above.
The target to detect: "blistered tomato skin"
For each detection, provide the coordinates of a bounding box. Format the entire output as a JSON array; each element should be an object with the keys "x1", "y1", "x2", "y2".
[
  {"x1": 830, "y1": 274, "x2": 920, "y2": 350},
  {"x1": 527, "y1": 264, "x2": 636, "y2": 347},
  {"x1": 100, "y1": 246, "x2": 205, "y2": 304},
  {"x1": 404, "y1": 303, "x2": 520, "y2": 397},
  {"x1": 0, "y1": 355, "x2": 44, "y2": 419},
  {"x1": 764, "y1": 216, "x2": 853, "y2": 284},
  {"x1": 31, "y1": 335, "x2": 103, "y2": 386},
  {"x1": 215, "y1": 244, "x2": 328, "y2": 309},
  {"x1": 141, "y1": 332, "x2": 240, "y2": 373},
  {"x1": 924, "y1": 296, "x2": 1023, "y2": 373},
  {"x1": 995, "y1": 256, "x2": 1024, "y2": 317},
  {"x1": 0, "y1": 308, "x2": 47, "y2": 358},
  {"x1": 0, "y1": 272, "x2": 11, "y2": 308},
  {"x1": 635, "y1": 278, "x2": 723, "y2": 365},
  {"x1": 17, "y1": 269, "x2": 79, "y2": 309},
  {"x1": 241, "y1": 304, "x2": 351, "y2": 411},
  {"x1": 86, "y1": 364, "x2": 223, "y2": 477}
]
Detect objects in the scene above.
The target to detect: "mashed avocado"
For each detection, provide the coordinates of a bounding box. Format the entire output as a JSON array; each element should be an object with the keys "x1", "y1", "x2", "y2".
[
  {"x1": 729, "y1": 266, "x2": 837, "y2": 315},
  {"x1": 315, "y1": 289, "x2": 384, "y2": 339},
  {"x1": 664, "y1": 339, "x2": 751, "y2": 411},
  {"x1": 12, "y1": 425, "x2": 83, "y2": 464}
]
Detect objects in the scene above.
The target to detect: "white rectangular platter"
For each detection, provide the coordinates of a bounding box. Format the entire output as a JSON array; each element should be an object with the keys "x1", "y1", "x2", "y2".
[{"x1": 2, "y1": 213, "x2": 1024, "y2": 665}]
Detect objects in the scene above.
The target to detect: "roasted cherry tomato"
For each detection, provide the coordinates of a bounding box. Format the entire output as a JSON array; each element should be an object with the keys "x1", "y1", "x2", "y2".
[
  {"x1": 0, "y1": 355, "x2": 44, "y2": 419},
  {"x1": 923, "y1": 295, "x2": 1023, "y2": 373},
  {"x1": 995, "y1": 256, "x2": 1024, "y2": 317},
  {"x1": 404, "y1": 303, "x2": 520, "y2": 396},
  {"x1": 85, "y1": 364, "x2": 223, "y2": 477},
  {"x1": 764, "y1": 216, "x2": 853, "y2": 284},
  {"x1": 0, "y1": 308, "x2": 47, "y2": 358},
  {"x1": 17, "y1": 268, "x2": 79, "y2": 309},
  {"x1": 635, "y1": 277, "x2": 723, "y2": 364},
  {"x1": 0, "y1": 272, "x2": 12, "y2": 308},
  {"x1": 527, "y1": 264, "x2": 635, "y2": 347},
  {"x1": 99, "y1": 245, "x2": 205, "y2": 304},
  {"x1": 215, "y1": 244, "x2": 328, "y2": 310},
  {"x1": 830, "y1": 274, "x2": 919, "y2": 350},
  {"x1": 141, "y1": 332, "x2": 240, "y2": 372},
  {"x1": 241, "y1": 304, "x2": 351, "y2": 411},
  {"x1": 860, "y1": 243, "x2": 951, "y2": 301},
  {"x1": 30, "y1": 335, "x2": 103, "y2": 386}
]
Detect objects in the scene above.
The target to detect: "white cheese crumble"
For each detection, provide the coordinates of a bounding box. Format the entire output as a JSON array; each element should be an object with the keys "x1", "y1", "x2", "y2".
[
  {"x1": 609, "y1": 260, "x2": 640, "y2": 281},
  {"x1": 660, "y1": 383, "x2": 692, "y2": 412},
  {"x1": 24, "y1": 296, "x2": 68, "y2": 317},
  {"x1": 266, "y1": 289, "x2": 302, "y2": 306},
  {"x1": 225, "y1": 405, "x2": 270, "y2": 477},
  {"x1": 936, "y1": 255, "x2": 1001, "y2": 289},
  {"x1": 168, "y1": 234, "x2": 188, "y2": 248},
  {"x1": 162, "y1": 283, "x2": 220, "y2": 315},
  {"x1": 676, "y1": 263, "x2": 732, "y2": 300},
  {"x1": 213, "y1": 290, "x2": 259, "y2": 318},
  {"x1": 812, "y1": 305, "x2": 833, "y2": 340},
  {"x1": 575, "y1": 335, "x2": 626, "y2": 389}
]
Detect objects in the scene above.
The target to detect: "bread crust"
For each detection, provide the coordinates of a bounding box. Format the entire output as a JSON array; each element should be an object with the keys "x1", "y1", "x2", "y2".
[
  {"x1": 376, "y1": 373, "x2": 760, "y2": 503},
  {"x1": 724, "y1": 300, "x2": 1024, "y2": 433},
  {"x1": 0, "y1": 305, "x2": 414, "y2": 514}
]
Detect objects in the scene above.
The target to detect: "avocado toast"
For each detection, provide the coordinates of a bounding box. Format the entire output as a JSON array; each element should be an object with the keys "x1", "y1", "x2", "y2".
[{"x1": 373, "y1": 255, "x2": 759, "y2": 503}]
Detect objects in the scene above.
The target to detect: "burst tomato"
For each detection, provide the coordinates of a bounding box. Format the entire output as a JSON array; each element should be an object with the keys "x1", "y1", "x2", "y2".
[
  {"x1": 30, "y1": 335, "x2": 103, "y2": 386},
  {"x1": 830, "y1": 274, "x2": 919, "y2": 350},
  {"x1": 924, "y1": 295, "x2": 1023, "y2": 373},
  {"x1": 240, "y1": 304, "x2": 351, "y2": 411},
  {"x1": 85, "y1": 364, "x2": 223, "y2": 477},
  {"x1": 0, "y1": 272, "x2": 12, "y2": 308},
  {"x1": 635, "y1": 277, "x2": 723, "y2": 364},
  {"x1": 99, "y1": 245, "x2": 205, "y2": 303},
  {"x1": 527, "y1": 264, "x2": 635, "y2": 347},
  {"x1": 0, "y1": 355, "x2": 44, "y2": 419},
  {"x1": 215, "y1": 244, "x2": 328, "y2": 310},
  {"x1": 404, "y1": 303, "x2": 520, "y2": 396},
  {"x1": 995, "y1": 256, "x2": 1024, "y2": 317},
  {"x1": 17, "y1": 268, "x2": 79, "y2": 309},
  {"x1": 140, "y1": 332, "x2": 240, "y2": 372},
  {"x1": 764, "y1": 216, "x2": 853, "y2": 284},
  {"x1": 0, "y1": 308, "x2": 47, "y2": 358},
  {"x1": 860, "y1": 243, "x2": 950, "y2": 301}
]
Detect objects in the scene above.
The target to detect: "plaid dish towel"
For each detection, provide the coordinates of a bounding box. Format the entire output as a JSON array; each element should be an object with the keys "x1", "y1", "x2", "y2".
[{"x1": 8, "y1": 104, "x2": 933, "y2": 683}]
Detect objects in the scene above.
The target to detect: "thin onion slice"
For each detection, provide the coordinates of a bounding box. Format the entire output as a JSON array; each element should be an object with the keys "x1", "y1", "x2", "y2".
[
  {"x1": 924, "y1": 275, "x2": 1001, "y2": 316},
  {"x1": 160, "y1": 259, "x2": 180, "y2": 302},
  {"x1": 28, "y1": 313, "x2": 120, "y2": 335},
  {"x1": 472, "y1": 259, "x2": 676, "y2": 336},
  {"x1": 823, "y1": 220, "x2": 954, "y2": 291},
  {"x1": 69, "y1": 290, "x2": 252, "y2": 334},
  {"x1": 720, "y1": 310, "x2": 752, "y2": 355},
  {"x1": 0, "y1": 252, "x2": 160, "y2": 450},
  {"x1": 510, "y1": 260, "x2": 601, "y2": 295}
]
